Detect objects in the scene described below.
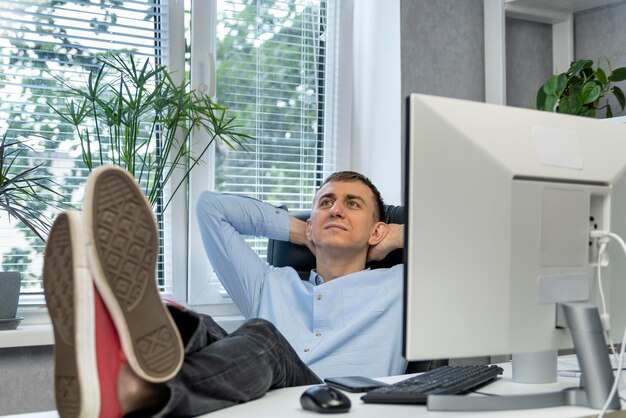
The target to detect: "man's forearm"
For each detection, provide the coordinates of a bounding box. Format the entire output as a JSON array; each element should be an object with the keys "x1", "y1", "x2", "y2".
[
  {"x1": 388, "y1": 223, "x2": 405, "y2": 250},
  {"x1": 289, "y1": 217, "x2": 309, "y2": 246}
]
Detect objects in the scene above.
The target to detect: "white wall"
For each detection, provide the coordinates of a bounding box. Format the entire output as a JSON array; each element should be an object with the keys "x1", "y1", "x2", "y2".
[{"x1": 350, "y1": 0, "x2": 402, "y2": 205}]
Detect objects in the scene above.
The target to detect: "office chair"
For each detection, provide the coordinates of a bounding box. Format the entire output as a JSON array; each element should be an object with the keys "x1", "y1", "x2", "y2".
[{"x1": 266, "y1": 205, "x2": 447, "y2": 373}]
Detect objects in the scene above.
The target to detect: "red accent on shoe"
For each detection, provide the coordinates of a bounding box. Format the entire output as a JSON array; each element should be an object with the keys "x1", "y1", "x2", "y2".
[
  {"x1": 162, "y1": 297, "x2": 187, "y2": 311},
  {"x1": 94, "y1": 284, "x2": 125, "y2": 418}
]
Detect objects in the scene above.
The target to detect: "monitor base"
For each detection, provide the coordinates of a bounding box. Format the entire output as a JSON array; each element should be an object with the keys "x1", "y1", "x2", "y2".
[
  {"x1": 427, "y1": 303, "x2": 621, "y2": 411},
  {"x1": 428, "y1": 388, "x2": 589, "y2": 411}
]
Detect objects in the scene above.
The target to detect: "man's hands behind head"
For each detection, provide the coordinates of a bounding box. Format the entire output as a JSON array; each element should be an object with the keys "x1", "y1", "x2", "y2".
[
  {"x1": 290, "y1": 217, "x2": 316, "y2": 256},
  {"x1": 291, "y1": 216, "x2": 404, "y2": 263},
  {"x1": 367, "y1": 223, "x2": 404, "y2": 262}
]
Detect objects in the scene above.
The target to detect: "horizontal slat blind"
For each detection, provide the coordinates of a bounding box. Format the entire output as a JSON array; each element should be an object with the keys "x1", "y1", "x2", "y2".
[
  {"x1": 0, "y1": 0, "x2": 170, "y2": 298},
  {"x1": 216, "y1": 0, "x2": 330, "y2": 256}
]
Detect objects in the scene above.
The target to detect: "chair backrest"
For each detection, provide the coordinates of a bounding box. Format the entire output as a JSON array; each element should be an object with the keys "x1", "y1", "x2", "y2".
[{"x1": 266, "y1": 205, "x2": 405, "y2": 279}]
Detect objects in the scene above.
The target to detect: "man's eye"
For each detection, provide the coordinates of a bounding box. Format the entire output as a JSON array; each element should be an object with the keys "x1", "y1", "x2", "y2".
[
  {"x1": 347, "y1": 201, "x2": 359, "y2": 208},
  {"x1": 320, "y1": 200, "x2": 332, "y2": 206}
]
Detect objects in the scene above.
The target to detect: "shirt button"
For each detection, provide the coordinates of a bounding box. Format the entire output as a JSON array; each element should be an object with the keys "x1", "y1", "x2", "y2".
[
  {"x1": 315, "y1": 332, "x2": 322, "y2": 337},
  {"x1": 304, "y1": 348, "x2": 310, "y2": 353},
  {"x1": 316, "y1": 294, "x2": 322, "y2": 301}
]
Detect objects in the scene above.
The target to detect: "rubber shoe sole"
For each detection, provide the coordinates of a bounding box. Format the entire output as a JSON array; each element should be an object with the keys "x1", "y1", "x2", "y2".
[
  {"x1": 44, "y1": 212, "x2": 100, "y2": 418},
  {"x1": 83, "y1": 165, "x2": 184, "y2": 383}
]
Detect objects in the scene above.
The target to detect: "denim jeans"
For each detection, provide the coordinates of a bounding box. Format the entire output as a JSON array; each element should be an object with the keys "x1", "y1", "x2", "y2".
[{"x1": 146, "y1": 306, "x2": 322, "y2": 417}]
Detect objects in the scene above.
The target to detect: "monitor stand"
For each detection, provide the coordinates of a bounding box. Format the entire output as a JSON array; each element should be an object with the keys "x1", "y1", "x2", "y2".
[
  {"x1": 511, "y1": 350, "x2": 557, "y2": 383},
  {"x1": 427, "y1": 303, "x2": 621, "y2": 411}
]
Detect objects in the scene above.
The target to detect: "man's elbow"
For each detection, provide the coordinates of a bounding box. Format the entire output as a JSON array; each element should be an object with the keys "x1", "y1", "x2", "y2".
[{"x1": 196, "y1": 190, "x2": 222, "y2": 219}]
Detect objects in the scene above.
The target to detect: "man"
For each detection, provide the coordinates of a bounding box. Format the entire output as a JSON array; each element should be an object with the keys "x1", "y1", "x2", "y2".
[
  {"x1": 43, "y1": 166, "x2": 404, "y2": 417},
  {"x1": 195, "y1": 171, "x2": 406, "y2": 379}
]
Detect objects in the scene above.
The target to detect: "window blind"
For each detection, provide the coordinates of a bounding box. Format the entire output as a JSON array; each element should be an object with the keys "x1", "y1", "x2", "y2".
[
  {"x1": 0, "y1": 0, "x2": 171, "y2": 299},
  {"x1": 215, "y1": 0, "x2": 331, "y2": 257}
]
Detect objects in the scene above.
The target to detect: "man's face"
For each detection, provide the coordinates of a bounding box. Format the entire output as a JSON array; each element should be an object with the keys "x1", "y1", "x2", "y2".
[{"x1": 306, "y1": 180, "x2": 380, "y2": 252}]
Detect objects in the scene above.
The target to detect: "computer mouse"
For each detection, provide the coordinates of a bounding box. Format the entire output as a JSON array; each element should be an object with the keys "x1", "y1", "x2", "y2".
[{"x1": 300, "y1": 384, "x2": 351, "y2": 413}]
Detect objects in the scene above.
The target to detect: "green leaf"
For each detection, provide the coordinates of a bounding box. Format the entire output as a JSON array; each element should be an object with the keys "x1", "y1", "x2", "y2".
[
  {"x1": 581, "y1": 82, "x2": 601, "y2": 104},
  {"x1": 543, "y1": 75, "x2": 559, "y2": 95},
  {"x1": 595, "y1": 67, "x2": 608, "y2": 85},
  {"x1": 606, "y1": 105, "x2": 613, "y2": 118},
  {"x1": 569, "y1": 59, "x2": 593, "y2": 75},
  {"x1": 568, "y1": 76, "x2": 584, "y2": 90},
  {"x1": 581, "y1": 67, "x2": 594, "y2": 79},
  {"x1": 613, "y1": 86, "x2": 626, "y2": 110},
  {"x1": 0, "y1": 134, "x2": 66, "y2": 240},
  {"x1": 559, "y1": 93, "x2": 583, "y2": 115},
  {"x1": 536, "y1": 86, "x2": 547, "y2": 110},
  {"x1": 610, "y1": 67, "x2": 626, "y2": 82},
  {"x1": 569, "y1": 61, "x2": 584, "y2": 74},
  {"x1": 583, "y1": 108, "x2": 597, "y2": 118},
  {"x1": 544, "y1": 94, "x2": 558, "y2": 112},
  {"x1": 556, "y1": 74, "x2": 568, "y2": 97}
]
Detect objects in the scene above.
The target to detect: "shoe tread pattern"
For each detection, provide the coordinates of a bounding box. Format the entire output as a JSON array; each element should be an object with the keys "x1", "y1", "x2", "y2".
[
  {"x1": 91, "y1": 169, "x2": 181, "y2": 380},
  {"x1": 43, "y1": 215, "x2": 81, "y2": 418}
]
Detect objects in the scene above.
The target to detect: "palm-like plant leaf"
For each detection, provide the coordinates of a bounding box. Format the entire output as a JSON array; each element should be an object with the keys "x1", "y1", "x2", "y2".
[
  {"x1": 49, "y1": 53, "x2": 254, "y2": 212},
  {"x1": 0, "y1": 134, "x2": 63, "y2": 241}
]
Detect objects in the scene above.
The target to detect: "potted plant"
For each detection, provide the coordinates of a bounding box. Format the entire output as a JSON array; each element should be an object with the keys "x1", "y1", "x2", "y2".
[
  {"x1": 49, "y1": 53, "x2": 253, "y2": 211},
  {"x1": 0, "y1": 133, "x2": 59, "y2": 329},
  {"x1": 536, "y1": 59, "x2": 626, "y2": 118}
]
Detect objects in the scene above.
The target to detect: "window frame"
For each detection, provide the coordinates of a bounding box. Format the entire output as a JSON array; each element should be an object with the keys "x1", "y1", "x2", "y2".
[{"x1": 185, "y1": 0, "x2": 349, "y2": 314}]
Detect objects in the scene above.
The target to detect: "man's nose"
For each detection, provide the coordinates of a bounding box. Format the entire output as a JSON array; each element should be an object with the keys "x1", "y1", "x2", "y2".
[{"x1": 329, "y1": 202, "x2": 345, "y2": 217}]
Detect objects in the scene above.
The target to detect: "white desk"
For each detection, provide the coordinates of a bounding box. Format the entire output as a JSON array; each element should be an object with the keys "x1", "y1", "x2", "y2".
[
  {"x1": 3, "y1": 363, "x2": 622, "y2": 418},
  {"x1": 200, "y1": 364, "x2": 606, "y2": 418}
]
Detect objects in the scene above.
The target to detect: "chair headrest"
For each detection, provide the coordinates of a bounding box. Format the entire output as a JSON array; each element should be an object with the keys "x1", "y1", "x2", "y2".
[{"x1": 266, "y1": 205, "x2": 405, "y2": 280}]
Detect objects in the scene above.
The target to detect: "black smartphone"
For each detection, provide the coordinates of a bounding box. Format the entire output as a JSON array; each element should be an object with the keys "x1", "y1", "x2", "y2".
[{"x1": 324, "y1": 376, "x2": 389, "y2": 393}]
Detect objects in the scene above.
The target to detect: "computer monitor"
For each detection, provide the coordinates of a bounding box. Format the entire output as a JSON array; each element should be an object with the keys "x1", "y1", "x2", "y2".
[{"x1": 403, "y1": 93, "x2": 626, "y2": 410}]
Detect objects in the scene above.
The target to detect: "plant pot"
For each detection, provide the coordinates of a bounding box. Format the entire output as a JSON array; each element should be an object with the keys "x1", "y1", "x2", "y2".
[{"x1": 0, "y1": 272, "x2": 22, "y2": 329}]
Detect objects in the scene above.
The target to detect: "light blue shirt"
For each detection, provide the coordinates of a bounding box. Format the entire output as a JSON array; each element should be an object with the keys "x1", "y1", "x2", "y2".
[{"x1": 196, "y1": 191, "x2": 407, "y2": 379}]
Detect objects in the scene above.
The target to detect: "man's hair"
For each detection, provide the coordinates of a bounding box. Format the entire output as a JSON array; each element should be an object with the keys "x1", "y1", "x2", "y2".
[{"x1": 318, "y1": 171, "x2": 385, "y2": 222}]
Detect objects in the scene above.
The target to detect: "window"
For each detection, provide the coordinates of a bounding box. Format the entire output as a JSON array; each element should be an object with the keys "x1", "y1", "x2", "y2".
[
  {"x1": 187, "y1": 0, "x2": 341, "y2": 308},
  {"x1": 0, "y1": 0, "x2": 178, "y2": 303},
  {"x1": 0, "y1": 0, "x2": 342, "y2": 309},
  {"x1": 216, "y1": 0, "x2": 331, "y2": 252}
]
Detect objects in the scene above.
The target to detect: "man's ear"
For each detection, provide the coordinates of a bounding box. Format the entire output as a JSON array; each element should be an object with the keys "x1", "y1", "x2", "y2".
[
  {"x1": 306, "y1": 218, "x2": 312, "y2": 240},
  {"x1": 368, "y1": 222, "x2": 389, "y2": 246}
]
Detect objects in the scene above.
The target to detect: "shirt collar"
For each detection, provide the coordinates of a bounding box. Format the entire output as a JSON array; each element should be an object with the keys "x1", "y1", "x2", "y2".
[
  {"x1": 309, "y1": 270, "x2": 325, "y2": 285},
  {"x1": 308, "y1": 268, "x2": 374, "y2": 285}
]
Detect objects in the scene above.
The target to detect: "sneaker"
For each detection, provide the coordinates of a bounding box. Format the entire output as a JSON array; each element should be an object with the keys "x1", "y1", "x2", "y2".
[
  {"x1": 44, "y1": 211, "x2": 124, "y2": 418},
  {"x1": 83, "y1": 165, "x2": 184, "y2": 383}
]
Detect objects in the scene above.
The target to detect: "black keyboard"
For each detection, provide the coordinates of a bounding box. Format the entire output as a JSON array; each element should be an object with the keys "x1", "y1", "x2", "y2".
[{"x1": 361, "y1": 365, "x2": 503, "y2": 404}]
